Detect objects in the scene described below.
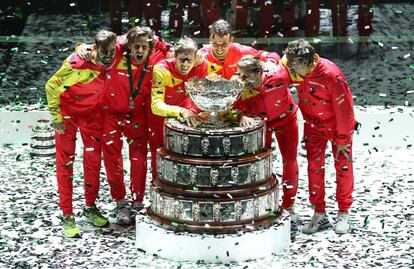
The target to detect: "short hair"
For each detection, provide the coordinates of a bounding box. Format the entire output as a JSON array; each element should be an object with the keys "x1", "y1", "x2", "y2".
[
  {"x1": 126, "y1": 26, "x2": 154, "y2": 50},
  {"x1": 174, "y1": 36, "x2": 198, "y2": 56},
  {"x1": 237, "y1": 55, "x2": 263, "y2": 74},
  {"x1": 94, "y1": 30, "x2": 117, "y2": 48},
  {"x1": 283, "y1": 39, "x2": 315, "y2": 66},
  {"x1": 209, "y1": 19, "x2": 232, "y2": 37}
]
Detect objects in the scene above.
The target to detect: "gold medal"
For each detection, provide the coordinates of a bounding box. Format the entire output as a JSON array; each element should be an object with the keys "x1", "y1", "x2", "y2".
[{"x1": 129, "y1": 99, "x2": 135, "y2": 109}]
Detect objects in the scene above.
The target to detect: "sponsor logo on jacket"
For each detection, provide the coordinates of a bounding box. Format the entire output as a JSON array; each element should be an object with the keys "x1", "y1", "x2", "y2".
[{"x1": 308, "y1": 80, "x2": 326, "y2": 89}]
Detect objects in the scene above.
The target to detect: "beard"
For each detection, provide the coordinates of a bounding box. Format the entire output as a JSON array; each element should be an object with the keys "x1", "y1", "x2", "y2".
[{"x1": 100, "y1": 56, "x2": 113, "y2": 65}]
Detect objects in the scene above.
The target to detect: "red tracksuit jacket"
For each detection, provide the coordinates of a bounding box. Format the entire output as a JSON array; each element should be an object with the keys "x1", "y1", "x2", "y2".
[
  {"x1": 198, "y1": 42, "x2": 280, "y2": 79},
  {"x1": 289, "y1": 55, "x2": 356, "y2": 144},
  {"x1": 151, "y1": 59, "x2": 209, "y2": 117},
  {"x1": 101, "y1": 38, "x2": 171, "y2": 112},
  {"x1": 233, "y1": 62, "x2": 297, "y2": 127}
]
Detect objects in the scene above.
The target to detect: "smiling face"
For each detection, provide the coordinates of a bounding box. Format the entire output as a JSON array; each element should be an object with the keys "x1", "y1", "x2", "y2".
[
  {"x1": 96, "y1": 39, "x2": 116, "y2": 65},
  {"x1": 238, "y1": 67, "x2": 262, "y2": 89},
  {"x1": 128, "y1": 35, "x2": 151, "y2": 64},
  {"x1": 175, "y1": 51, "x2": 196, "y2": 76},
  {"x1": 209, "y1": 34, "x2": 232, "y2": 61},
  {"x1": 286, "y1": 56, "x2": 312, "y2": 77}
]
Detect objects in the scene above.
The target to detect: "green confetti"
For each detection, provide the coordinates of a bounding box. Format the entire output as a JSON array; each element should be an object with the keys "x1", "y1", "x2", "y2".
[
  {"x1": 363, "y1": 215, "x2": 370, "y2": 227},
  {"x1": 171, "y1": 221, "x2": 179, "y2": 227},
  {"x1": 267, "y1": 211, "x2": 276, "y2": 217},
  {"x1": 40, "y1": 60, "x2": 48, "y2": 65},
  {"x1": 128, "y1": 139, "x2": 134, "y2": 145},
  {"x1": 409, "y1": 64, "x2": 414, "y2": 70}
]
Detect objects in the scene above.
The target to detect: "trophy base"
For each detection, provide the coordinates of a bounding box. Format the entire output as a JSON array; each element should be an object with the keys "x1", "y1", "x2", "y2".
[{"x1": 136, "y1": 210, "x2": 291, "y2": 263}]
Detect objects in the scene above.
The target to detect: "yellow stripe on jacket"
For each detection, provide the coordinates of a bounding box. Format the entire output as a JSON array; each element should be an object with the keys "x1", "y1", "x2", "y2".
[
  {"x1": 151, "y1": 64, "x2": 184, "y2": 118},
  {"x1": 45, "y1": 55, "x2": 100, "y2": 123}
]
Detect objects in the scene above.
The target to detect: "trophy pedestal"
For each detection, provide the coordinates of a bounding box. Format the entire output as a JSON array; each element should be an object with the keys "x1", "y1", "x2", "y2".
[
  {"x1": 135, "y1": 211, "x2": 291, "y2": 263},
  {"x1": 30, "y1": 119, "x2": 55, "y2": 158}
]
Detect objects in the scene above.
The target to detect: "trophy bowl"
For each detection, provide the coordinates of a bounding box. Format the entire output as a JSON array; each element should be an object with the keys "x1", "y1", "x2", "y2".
[{"x1": 185, "y1": 76, "x2": 244, "y2": 127}]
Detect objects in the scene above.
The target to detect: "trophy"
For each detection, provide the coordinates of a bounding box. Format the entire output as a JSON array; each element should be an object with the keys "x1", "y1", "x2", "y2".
[
  {"x1": 185, "y1": 75, "x2": 244, "y2": 127},
  {"x1": 30, "y1": 119, "x2": 55, "y2": 158}
]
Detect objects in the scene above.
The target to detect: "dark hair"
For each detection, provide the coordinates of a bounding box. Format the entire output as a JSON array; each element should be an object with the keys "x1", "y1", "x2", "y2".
[
  {"x1": 237, "y1": 55, "x2": 263, "y2": 74},
  {"x1": 126, "y1": 26, "x2": 154, "y2": 50},
  {"x1": 174, "y1": 36, "x2": 198, "y2": 56},
  {"x1": 283, "y1": 39, "x2": 315, "y2": 66},
  {"x1": 209, "y1": 19, "x2": 232, "y2": 37},
  {"x1": 94, "y1": 30, "x2": 117, "y2": 48}
]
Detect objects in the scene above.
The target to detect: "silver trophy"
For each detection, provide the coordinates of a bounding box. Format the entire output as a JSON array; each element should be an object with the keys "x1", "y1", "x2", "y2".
[{"x1": 185, "y1": 76, "x2": 244, "y2": 126}]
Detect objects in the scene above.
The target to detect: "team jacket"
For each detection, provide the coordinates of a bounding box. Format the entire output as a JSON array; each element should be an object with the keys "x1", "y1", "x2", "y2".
[
  {"x1": 151, "y1": 59, "x2": 209, "y2": 117},
  {"x1": 101, "y1": 39, "x2": 171, "y2": 113},
  {"x1": 198, "y1": 42, "x2": 280, "y2": 79},
  {"x1": 280, "y1": 54, "x2": 356, "y2": 144},
  {"x1": 232, "y1": 61, "x2": 297, "y2": 127},
  {"x1": 45, "y1": 44, "x2": 123, "y2": 123}
]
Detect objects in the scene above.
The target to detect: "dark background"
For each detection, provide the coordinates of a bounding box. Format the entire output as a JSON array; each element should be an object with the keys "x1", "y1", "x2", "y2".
[{"x1": 0, "y1": 0, "x2": 413, "y2": 107}]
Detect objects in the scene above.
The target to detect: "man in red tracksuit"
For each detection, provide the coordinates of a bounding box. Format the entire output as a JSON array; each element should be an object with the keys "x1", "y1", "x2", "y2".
[
  {"x1": 100, "y1": 26, "x2": 170, "y2": 225},
  {"x1": 198, "y1": 19, "x2": 280, "y2": 80},
  {"x1": 45, "y1": 30, "x2": 121, "y2": 238},
  {"x1": 232, "y1": 55, "x2": 299, "y2": 219},
  {"x1": 282, "y1": 39, "x2": 357, "y2": 234},
  {"x1": 151, "y1": 37, "x2": 209, "y2": 126}
]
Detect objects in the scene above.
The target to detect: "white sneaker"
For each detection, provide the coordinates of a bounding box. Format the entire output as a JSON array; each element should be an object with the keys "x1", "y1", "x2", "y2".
[
  {"x1": 335, "y1": 211, "x2": 350, "y2": 234},
  {"x1": 285, "y1": 206, "x2": 298, "y2": 224},
  {"x1": 302, "y1": 212, "x2": 331, "y2": 234},
  {"x1": 116, "y1": 199, "x2": 131, "y2": 225}
]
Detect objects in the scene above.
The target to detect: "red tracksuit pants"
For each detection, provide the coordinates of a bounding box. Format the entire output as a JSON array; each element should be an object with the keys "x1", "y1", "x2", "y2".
[
  {"x1": 101, "y1": 110, "x2": 148, "y2": 203},
  {"x1": 331, "y1": 0, "x2": 373, "y2": 36},
  {"x1": 281, "y1": 0, "x2": 320, "y2": 37},
  {"x1": 169, "y1": 0, "x2": 203, "y2": 37},
  {"x1": 55, "y1": 110, "x2": 102, "y2": 216},
  {"x1": 145, "y1": 104, "x2": 165, "y2": 179},
  {"x1": 108, "y1": 0, "x2": 162, "y2": 35},
  {"x1": 304, "y1": 123, "x2": 354, "y2": 213},
  {"x1": 265, "y1": 114, "x2": 299, "y2": 209}
]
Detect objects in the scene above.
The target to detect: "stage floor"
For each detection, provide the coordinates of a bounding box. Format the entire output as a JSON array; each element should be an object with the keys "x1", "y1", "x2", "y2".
[{"x1": 0, "y1": 144, "x2": 412, "y2": 268}]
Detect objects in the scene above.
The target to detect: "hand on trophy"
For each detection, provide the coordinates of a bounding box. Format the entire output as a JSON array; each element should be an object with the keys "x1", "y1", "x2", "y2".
[
  {"x1": 205, "y1": 73, "x2": 221, "y2": 82},
  {"x1": 180, "y1": 108, "x2": 199, "y2": 127},
  {"x1": 239, "y1": 115, "x2": 256, "y2": 127}
]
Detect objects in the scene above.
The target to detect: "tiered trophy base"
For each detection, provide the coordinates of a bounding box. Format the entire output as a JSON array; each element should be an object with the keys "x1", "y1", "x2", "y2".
[{"x1": 136, "y1": 210, "x2": 291, "y2": 263}]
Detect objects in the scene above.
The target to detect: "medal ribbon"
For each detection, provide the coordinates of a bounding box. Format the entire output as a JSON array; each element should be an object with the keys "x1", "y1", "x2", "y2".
[{"x1": 126, "y1": 53, "x2": 149, "y2": 106}]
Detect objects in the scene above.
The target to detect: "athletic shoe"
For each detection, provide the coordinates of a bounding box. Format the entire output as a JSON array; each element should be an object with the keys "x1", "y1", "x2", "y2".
[
  {"x1": 302, "y1": 212, "x2": 331, "y2": 234},
  {"x1": 82, "y1": 204, "x2": 109, "y2": 227},
  {"x1": 62, "y1": 216, "x2": 81, "y2": 238}
]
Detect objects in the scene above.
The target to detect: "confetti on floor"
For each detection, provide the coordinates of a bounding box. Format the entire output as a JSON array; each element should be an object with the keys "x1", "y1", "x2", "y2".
[{"x1": 0, "y1": 144, "x2": 412, "y2": 268}]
